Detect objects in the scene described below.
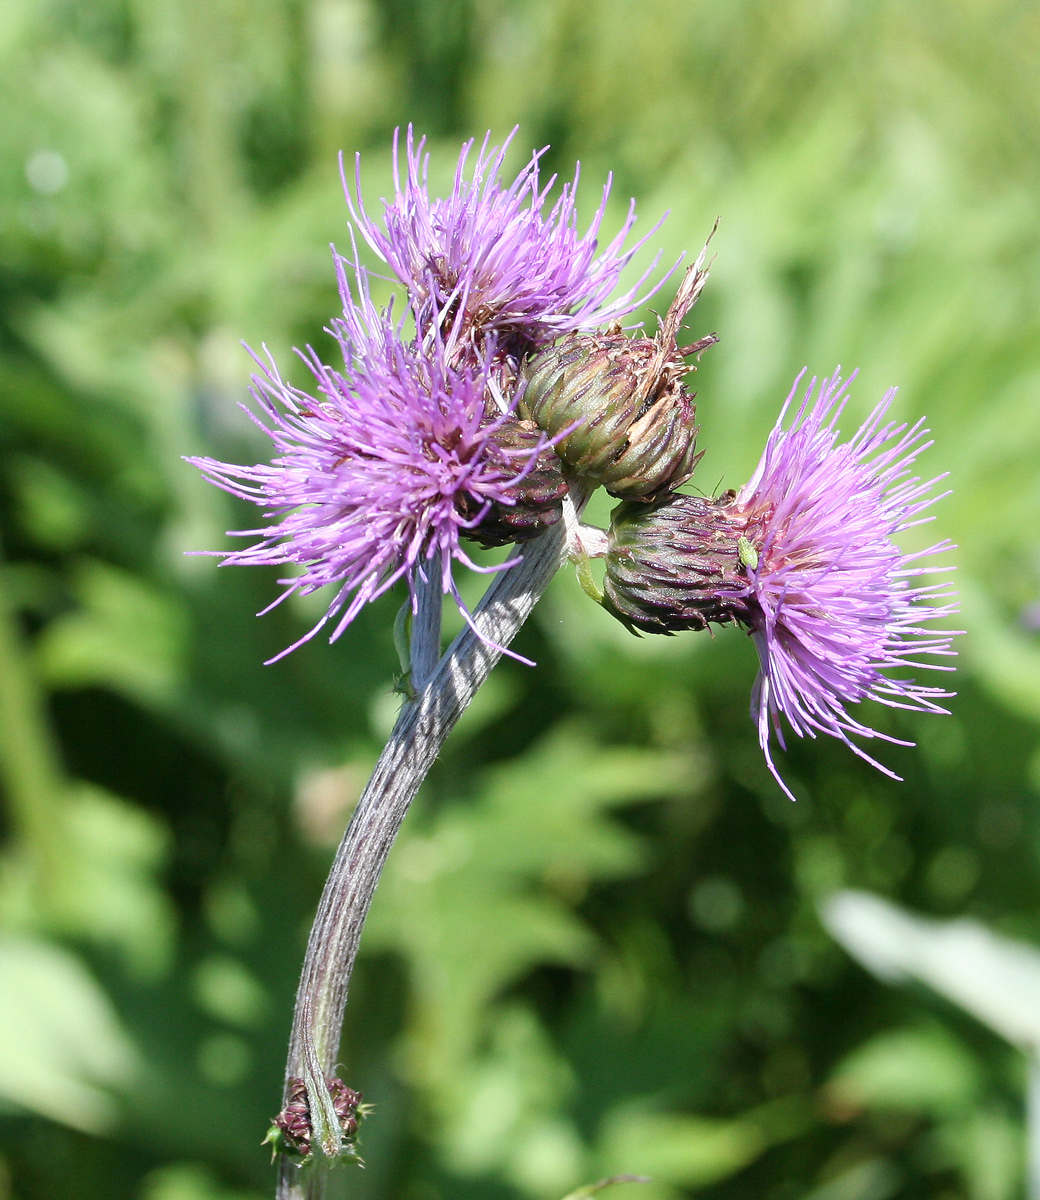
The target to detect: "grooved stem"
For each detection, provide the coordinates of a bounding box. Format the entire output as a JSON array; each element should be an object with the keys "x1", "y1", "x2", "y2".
[{"x1": 276, "y1": 492, "x2": 585, "y2": 1199}]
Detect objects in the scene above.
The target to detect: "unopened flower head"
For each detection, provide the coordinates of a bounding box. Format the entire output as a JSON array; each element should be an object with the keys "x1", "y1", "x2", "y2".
[
  {"x1": 522, "y1": 255, "x2": 716, "y2": 499},
  {"x1": 190, "y1": 267, "x2": 550, "y2": 662},
  {"x1": 603, "y1": 370, "x2": 958, "y2": 798},
  {"x1": 345, "y1": 126, "x2": 664, "y2": 359}
]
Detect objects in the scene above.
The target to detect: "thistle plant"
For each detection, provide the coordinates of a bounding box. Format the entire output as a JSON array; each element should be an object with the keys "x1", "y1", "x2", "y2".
[{"x1": 190, "y1": 129, "x2": 958, "y2": 1198}]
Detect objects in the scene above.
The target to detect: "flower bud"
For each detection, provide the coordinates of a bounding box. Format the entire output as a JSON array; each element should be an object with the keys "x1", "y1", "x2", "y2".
[
  {"x1": 459, "y1": 413, "x2": 569, "y2": 547},
  {"x1": 266, "y1": 1076, "x2": 364, "y2": 1161},
  {"x1": 603, "y1": 493, "x2": 753, "y2": 634},
  {"x1": 521, "y1": 257, "x2": 716, "y2": 499}
]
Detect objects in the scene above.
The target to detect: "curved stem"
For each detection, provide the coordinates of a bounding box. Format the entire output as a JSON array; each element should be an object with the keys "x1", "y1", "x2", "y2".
[{"x1": 276, "y1": 494, "x2": 584, "y2": 1199}]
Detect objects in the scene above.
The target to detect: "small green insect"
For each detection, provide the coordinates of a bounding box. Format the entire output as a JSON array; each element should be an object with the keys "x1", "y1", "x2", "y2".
[{"x1": 737, "y1": 536, "x2": 759, "y2": 572}]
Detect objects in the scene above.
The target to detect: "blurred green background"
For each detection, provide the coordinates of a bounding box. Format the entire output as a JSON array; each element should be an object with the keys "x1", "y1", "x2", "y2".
[{"x1": 2, "y1": 1, "x2": 1040, "y2": 1198}]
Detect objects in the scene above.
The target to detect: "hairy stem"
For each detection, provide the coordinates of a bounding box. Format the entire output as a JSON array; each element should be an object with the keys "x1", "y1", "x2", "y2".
[{"x1": 276, "y1": 494, "x2": 584, "y2": 1199}]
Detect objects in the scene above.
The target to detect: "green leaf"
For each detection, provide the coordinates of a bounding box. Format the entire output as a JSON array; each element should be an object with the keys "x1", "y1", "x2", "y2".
[
  {"x1": 827, "y1": 1024, "x2": 979, "y2": 1117},
  {"x1": 0, "y1": 933, "x2": 138, "y2": 1133},
  {"x1": 139, "y1": 1162, "x2": 265, "y2": 1200},
  {"x1": 595, "y1": 1109, "x2": 765, "y2": 1189},
  {"x1": 36, "y1": 559, "x2": 187, "y2": 708}
]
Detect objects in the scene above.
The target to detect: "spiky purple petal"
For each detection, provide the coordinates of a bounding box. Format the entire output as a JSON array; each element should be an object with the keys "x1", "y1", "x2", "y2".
[
  {"x1": 189, "y1": 269, "x2": 542, "y2": 662},
  {"x1": 344, "y1": 126, "x2": 666, "y2": 356}
]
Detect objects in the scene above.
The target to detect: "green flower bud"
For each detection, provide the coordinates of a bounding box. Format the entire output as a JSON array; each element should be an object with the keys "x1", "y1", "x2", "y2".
[
  {"x1": 602, "y1": 493, "x2": 753, "y2": 634},
  {"x1": 459, "y1": 413, "x2": 568, "y2": 548},
  {"x1": 521, "y1": 257, "x2": 716, "y2": 499}
]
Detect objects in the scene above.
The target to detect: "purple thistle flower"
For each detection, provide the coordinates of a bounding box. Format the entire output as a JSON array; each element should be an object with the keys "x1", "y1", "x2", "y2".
[
  {"x1": 602, "y1": 369, "x2": 959, "y2": 799},
  {"x1": 734, "y1": 370, "x2": 958, "y2": 800},
  {"x1": 189, "y1": 267, "x2": 547, "y2": 662},
  {"x1": 344, "y1": 126, "x2": 665, "y2": 358}
]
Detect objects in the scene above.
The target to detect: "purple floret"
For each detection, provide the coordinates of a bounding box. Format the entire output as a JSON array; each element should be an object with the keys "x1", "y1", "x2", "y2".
[
  {"x1": 344, "y1": 126, "x2": 665, "y2": 358},
  {"x1": 733, "y1": 370, "x2": 959, "y2": 799},
  {"x1": 189, "y1": 268, "x2": 541, "y2": 662}
]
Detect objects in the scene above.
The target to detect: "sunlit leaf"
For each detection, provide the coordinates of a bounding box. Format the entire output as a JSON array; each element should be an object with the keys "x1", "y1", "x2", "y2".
[
  {"x1": 0, "y1": 933, "x2": 137, "y2": 1133},
  {"x1": 823, "y1": 890, "x2": 1040, "y2": 1049}
]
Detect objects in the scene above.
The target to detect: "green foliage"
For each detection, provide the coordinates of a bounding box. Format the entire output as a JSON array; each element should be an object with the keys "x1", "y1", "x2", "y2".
[
  {"x1": 0, "y1": 933, "x2": 138, "y2": 1134},
  {"x1": 367, "y1": 729, "x2": 675, "y2": 1082},
  {"x1": 828, "y1": 1024, "x2": 980, "y2": 1117},
  {"x1": 1, "y1": 1, "x2": 1040, "y2": 1199}
]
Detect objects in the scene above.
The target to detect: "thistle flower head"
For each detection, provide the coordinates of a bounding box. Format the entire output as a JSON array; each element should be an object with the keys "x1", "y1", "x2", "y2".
[
  {"x1": 735, "y1": 370, "x2": 958, "y2": 798},
  {"x1": 189, "y1": 267, "x2": 549, "y2": 661},
  {"x1": 345, "y1": 126, "x2": 664, "y2": 358},
  {"x1": 602, "y1": 370, "x2": 958, "y2": 798}
]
